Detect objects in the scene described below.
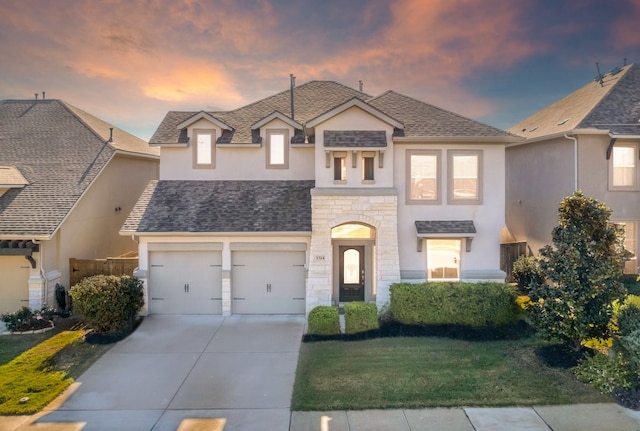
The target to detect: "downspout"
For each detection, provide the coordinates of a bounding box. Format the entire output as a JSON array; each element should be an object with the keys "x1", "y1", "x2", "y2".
[
  {"x1": 564, "y1": 133, "x2": 578, "y2": 191},
  {"x1": 31, "y1": 238, "x2": 46, "y2": 308}
]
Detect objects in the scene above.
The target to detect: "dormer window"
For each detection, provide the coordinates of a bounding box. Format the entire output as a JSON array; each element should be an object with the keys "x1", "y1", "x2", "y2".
[
  {"x1": 193, "y1": 129, "x2": 215, "y2": 169},
  {"x1": 266, "y1": 129, "x2": 289, "y2": 169}
]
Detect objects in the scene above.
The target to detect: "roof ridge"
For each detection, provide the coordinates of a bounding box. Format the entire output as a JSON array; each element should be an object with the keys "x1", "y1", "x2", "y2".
[
  {"x1": 58, "y1": 100, "x2": 116, "y2": 147},
  {"x1": 577, "y1": 63, "x2": 635, "y2": 128}
]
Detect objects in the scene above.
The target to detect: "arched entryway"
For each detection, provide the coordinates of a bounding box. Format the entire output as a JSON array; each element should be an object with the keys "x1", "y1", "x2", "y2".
[{"x1": 331, "y1": 223, "x2": 375, "y2": 303}]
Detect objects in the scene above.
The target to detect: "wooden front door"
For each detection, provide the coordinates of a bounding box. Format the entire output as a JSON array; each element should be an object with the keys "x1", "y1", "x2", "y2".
[{"x1": 339, "y1": 245, "x2": 365, "y2": 302}]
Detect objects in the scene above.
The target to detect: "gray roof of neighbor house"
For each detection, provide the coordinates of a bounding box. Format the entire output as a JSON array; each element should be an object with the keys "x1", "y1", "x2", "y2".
[
  {"x1": 150, "y1": 80, "x2": 513, "y2": 145},
  {"x1": 0, "y1": 99, "x2": 159, "y2": 238},
  {"x1": 121, "y1": 180, "x2": 314, "y2": 234},
  {"x1": 509, "y1": 63, "x2": 640, "y2": 138}
]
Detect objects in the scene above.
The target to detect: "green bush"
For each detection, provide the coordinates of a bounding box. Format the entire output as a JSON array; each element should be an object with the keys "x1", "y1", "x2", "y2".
[
  {"x1": 1, "y1": 306, "x2": 56, "y2": 332},
  {"x1": 617, "y1": 303, "x2": 640, "y2": 335},
  {"x1": 573, "y1": 352, "x2": 635, "y2": 394},
  {"x1": 622, "y1": 274, "x2": 640, "y2": 296},
  {"x1": 344, "y1": 302, "x2": 379, "y2": 334},
  {"x1": 307, "y1": 306, "x2": 341, "y2": 335},
  {"x1": 389, "y1": 282, "x2": 521, "y2": 327},
  {"x1": 70, "y1": 275, "x2": 144, "y2": 335},
  {"x1": 512, "y1": 255, "x2": 544, "y2": 292}
]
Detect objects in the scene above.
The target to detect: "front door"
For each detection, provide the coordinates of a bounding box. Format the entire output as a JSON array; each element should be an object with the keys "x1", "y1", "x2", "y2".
[{"x1": 339, "y1": 245, "x2": 365, "y2": 302}]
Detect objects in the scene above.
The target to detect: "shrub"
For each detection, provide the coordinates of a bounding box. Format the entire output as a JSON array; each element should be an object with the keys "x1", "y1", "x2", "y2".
[
  {"x1": 573, "y1": 352, "x2": 635, "y2": 394},
  {"x1": 389, "y1": 282, "x2": 521, "y2": 327},
  {"x1": 512, "y1": 255, "x2": 544, "y2": 292},
  {"x1": 617, "y1": 303, "x2": 640, "y2": 336},
  {"x1": 70, "y1": 275, "x2": 144, "y2": 335},
  {"x1": 622, "y1": 274, "x2": 640, "y2": 296},
  {"x1": 344, "y1": 302, "x2": 379, "y2": 334},
  {"x1": 1, "y1": 306, "x2": 56, "y2": 332},
  {"x1": 307, "y1": 306, "x2": 341, "y2": 335}
]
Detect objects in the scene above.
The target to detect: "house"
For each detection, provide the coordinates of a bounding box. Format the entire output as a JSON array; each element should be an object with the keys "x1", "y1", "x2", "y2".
[
  {"x1": 121, "y1": 80, "x2": 515, "y2": 316},
  {"x1": 0, "y1": 99, "x2": 159, "y2": 313},
  {"x1": 505, "y1": 63, "x2": 640, "y2": 274}
]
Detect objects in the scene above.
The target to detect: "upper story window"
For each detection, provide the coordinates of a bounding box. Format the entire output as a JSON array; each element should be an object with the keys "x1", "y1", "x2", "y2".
[
  {"x1": 266, "y1": 129, "x2": 289, "y2": 169},
  {"x1": 407, "y1": 150, "x2": 440, "y2": 204},
  {"x1": 610, "y1": 143, "x2": 638, "y2": 190},
  {"x1": 193, "y1": 129, "x2": 215, "y2": 169},
  {"x1": 448, "y1": 150, "x2": 482, "y2": 204},
  {"x1": 362, "y1": 152, "x2": 375, "y2": 182},
  {"x1": 334, "y1": 151, "x2": 347, "y2": 182}
]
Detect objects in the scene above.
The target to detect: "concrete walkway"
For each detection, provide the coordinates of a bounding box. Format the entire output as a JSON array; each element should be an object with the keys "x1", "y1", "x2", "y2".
[{"x1": 1, "y1": 315, "x2": 639, "y2": 430}]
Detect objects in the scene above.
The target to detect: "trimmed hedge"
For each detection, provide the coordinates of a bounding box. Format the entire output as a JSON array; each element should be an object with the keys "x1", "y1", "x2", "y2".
[
  {"x1": 390, "y1": 282, "x2": 521, "y2": 327},
  {"x1": 70, "y1": 275, "x2": 144, "y2": 335},
  {"x1": 344, "y1": 302, "x2": 379, "y2": 334},
  {"x1": 307, "y1": 306, "x2": 341, "y2": 335}
]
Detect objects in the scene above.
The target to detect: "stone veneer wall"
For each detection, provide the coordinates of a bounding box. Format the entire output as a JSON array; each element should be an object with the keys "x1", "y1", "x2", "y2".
[{"x1": 306, "y1": 188, "x2": 401, "y2": 313}]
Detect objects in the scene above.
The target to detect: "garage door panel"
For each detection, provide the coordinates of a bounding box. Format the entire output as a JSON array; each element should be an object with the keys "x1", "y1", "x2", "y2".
[
  {"x1": 149, "y1": 251, "x2": 222, "y2": 315},
  {"x1": 0, "y1": 257, "x2": 30, "y2": 314},
  {"x1": 232, "y1": 250, "x2": 305, "y2": 314}
]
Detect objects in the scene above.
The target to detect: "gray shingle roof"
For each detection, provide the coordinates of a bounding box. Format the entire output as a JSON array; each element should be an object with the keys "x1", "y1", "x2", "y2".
[
  {"x1": 509, "y1": 63, "x2": 640, "y2": 138},
  {"x1": 121, "y1": 180, "x2": 314, "y2": 233},
  {"x1": 150, "y1": 81, "x2": 512, "y2": 146},
  {"x1": 0, "y1": 99, "x2": 157, "y2": 238},
  {"x1": 415, "y1": 220, "x2": 476, "y2": 235},
  {"x1": 323, "y1": 130, "x2": 387, "y2": 147}
]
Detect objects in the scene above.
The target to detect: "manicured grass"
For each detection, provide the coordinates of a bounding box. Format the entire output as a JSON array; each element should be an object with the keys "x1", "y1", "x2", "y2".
[
  {"x1": 0, "y1": 317, "x2": 113, "y2": 415},
  {"x1": 292, "y1": 336, "x2": 610, "y2": 410}
]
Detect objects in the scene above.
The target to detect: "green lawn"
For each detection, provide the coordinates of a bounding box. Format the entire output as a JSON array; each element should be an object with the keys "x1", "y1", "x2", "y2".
[{"x1": 292, "y1": 336, "x2": 610, "y2": 410}]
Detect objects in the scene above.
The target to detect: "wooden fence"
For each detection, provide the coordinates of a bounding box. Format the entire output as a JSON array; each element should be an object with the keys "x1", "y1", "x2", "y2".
[
  {"x1": 500, "y1": 242, "x2": 528, "y2": 283},
  {"x1": 69, "y1": 257, "x2": 138, "y2": 287}
]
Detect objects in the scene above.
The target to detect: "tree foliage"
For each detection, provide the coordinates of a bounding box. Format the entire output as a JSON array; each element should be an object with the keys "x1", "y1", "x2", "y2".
[{"x1": 528, "y1": 191, "x2": 627, "y2": 351}]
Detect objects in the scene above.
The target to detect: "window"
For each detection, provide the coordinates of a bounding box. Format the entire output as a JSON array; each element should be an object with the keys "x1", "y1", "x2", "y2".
[
  {"x1": 334, "y1": 152, "x2": 347, "y2": 181},
  {"x1": 610, "y1": 143, "x2": 637, "y2": 189},
  {"x1": 407, "y1": 150, "x2": 440, "y2": 204},
  {"x1": 448, "y1": 150, "x2": 482, "y2": 204},
  {"x1": 193, "y1": 129, "x2": 215, "y2": 168},
  {"x1": 426, "y1": 239, "x2": 461, "y2": 281},
  {"x1": 362, "y1": 152, "x2": 375, "y2": 181},
  {"x1": 617, "y1": 221, "x2": 638, "y2": 274},
  {"x1": 266, "y1": 129, "x2": 289, "y2": 169}
]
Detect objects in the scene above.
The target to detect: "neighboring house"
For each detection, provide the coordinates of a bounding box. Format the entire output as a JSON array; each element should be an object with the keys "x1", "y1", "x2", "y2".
[
  {"x1": 121, "y1": 80, "x2": 515, "y2": 316},
  {"x1": 505, "y1": 63, "x2": 640, "y2": 274},
  {"x1": 0, "y1": 99, "x2": 159, "y2": 313}
]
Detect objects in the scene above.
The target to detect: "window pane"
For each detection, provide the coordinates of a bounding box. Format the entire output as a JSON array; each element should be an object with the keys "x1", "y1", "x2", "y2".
[
  {"x1": 270, "y1": 133, "x2": 285, "y2": 165},
  {"x1": 363, "y1": 157, "x2": 374, "y2": 180},
  {"x1": 613, "y1": 146, "x2": 636, "y2": 187},
  {"x1": 427, "y1": 239, "x2": 460, "y2": 281},
  {"x1": 343, "y1": 249, "x2": 360, "y2": 284},
  {"x1": 411, "y1": 154, "x2": 437, "y2": 199},
  {"x1": 334, "y1": 157, "x2": 346, "y2": 180},
  {"x1": 196, "y1": 134, "x2": 212, "y2": 165},
  {"x1": 452, "y1": 154, "x2": 478, "y2": 199}
]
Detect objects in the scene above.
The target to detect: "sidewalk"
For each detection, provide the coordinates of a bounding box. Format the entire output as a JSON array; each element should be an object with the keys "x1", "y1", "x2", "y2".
[{"x1": 290, "y1": 404, "x2": 640, "y2": 431}]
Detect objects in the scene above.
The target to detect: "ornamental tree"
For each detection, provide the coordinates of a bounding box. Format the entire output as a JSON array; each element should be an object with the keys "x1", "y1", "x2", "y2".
[{"x1": 528, "y1": 191, "x2": 628, "y2": 351}]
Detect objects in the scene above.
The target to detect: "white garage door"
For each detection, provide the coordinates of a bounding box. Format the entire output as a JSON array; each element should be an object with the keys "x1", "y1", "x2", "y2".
[
  {"x1": 232, "y1": 250, "x2": 306, "y2": 314},
  {"x1": 149, "y1": 251, "x2": 222, "y2": 314},
  {"x1": 0, "y1": 256, "x2": 30, "y2": 314}
]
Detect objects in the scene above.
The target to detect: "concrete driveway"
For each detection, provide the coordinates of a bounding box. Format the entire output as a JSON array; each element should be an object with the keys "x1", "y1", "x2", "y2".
[{"x1": 31, "y1": 315, "x2": 305, "y2": 431}]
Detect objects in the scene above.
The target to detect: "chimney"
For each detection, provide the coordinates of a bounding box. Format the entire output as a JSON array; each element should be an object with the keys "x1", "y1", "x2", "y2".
[
  {"x1": 35, "y1": 93, "x2": 38, "y2": 100},
  {"x1": 42, "y1": 91, "x2": 46, "y2": 100},
  {"x1": 290, "y1": 74, "x2": 296, "y2": 120}
]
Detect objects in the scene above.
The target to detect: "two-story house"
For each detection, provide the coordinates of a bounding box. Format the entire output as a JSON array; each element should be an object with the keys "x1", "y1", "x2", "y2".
[
  {"x1": 121, "y1": 80, "x2": 514, "y2": 316},
  {"x1": 505, "y1": 63, "x2": 640, "y2": 274},
  {"x1": 0, "y1": 99, "x2": 159, "y2": 313}
]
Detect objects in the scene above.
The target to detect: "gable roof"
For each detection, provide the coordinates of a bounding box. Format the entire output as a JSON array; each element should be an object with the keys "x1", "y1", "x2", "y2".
[
  {"x1": 306, "y1": 97, "x2": 403, "y2": 129},
  {"x1": 509, "y1": 63, "x2": 640, "y2": 138},
  {"x1": 121, "y1": 180, "x2": 314, "y2": 234},
  {"x1": 0, "y1": 99, "x2": 158, "y2": 239},
  {"x1": 150, "y1": 80, "x2": 512, "y2": 146}
]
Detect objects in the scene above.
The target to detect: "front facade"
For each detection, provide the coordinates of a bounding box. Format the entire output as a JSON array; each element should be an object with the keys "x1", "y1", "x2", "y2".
[
  {"x1": 0, "y1": 99, "x2": 159, "y2": 313},
  {"x1": 122, "y1": 81, "x2": 514, "y2": 316},
  {"x1": 505, "y1": 63, "x2": 640, "y2": 274}
]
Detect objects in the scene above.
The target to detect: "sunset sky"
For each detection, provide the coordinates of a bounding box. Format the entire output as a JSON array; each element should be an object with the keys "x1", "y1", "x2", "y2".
[{"x1": 1, "y1": 0, "x2": 639, "y2": 140}]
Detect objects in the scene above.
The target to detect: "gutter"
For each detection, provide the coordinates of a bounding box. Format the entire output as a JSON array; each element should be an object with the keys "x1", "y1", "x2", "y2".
[{"x1": 393, "y1": 136, "x2": 518, "y2": 144}]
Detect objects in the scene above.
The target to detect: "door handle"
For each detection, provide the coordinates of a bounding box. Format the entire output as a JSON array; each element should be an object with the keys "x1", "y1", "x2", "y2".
[{"x1": 267, "y1": 283, "x2": 272, "y2": 292}]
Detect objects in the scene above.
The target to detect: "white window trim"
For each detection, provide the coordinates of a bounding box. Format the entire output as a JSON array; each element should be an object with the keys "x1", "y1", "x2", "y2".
[
  {"x1": 406, "y1": 149, "x2": 441, "y2": 205},
  {"x1": 193, "y1": 129, "x2": 215, "y2": 169},
  {"x1": 266, "y1": 129, "x2": 289, "y2": 169},
  {"x1": 609, "y1": 142, "x2": 639, "y2": 191},
  {"x1": 447, "y1": 150, "x2": 483, "y2": 205}
]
